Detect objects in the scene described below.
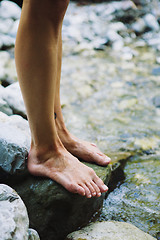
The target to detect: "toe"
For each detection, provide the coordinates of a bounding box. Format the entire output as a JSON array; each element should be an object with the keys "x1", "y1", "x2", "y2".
[
  {"x1": 90, "y1": 181, "x2": 101, "y2": 197},
  {"x1": 96, "y1": 153, "x2": 111, "y2": 165},
  {"x1": 81, "y1": 184, "x2": 92, "y2": 198},
  {"x1": 86, "y1": 182, "x2": 96, "y2": 197},
  {"x1": 66, "y1": 182, "x2": 85, "y2": 196},
  {"x1": 93, "y1": 175, "x2": 108, "y2": 193},
  {"x1": 77, "y1": 185, "x2": 86, "y2": 196}
]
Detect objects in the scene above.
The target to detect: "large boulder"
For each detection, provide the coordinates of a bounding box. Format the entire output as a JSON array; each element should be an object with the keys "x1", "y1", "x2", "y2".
[
  {"x1": 66, "y1": 221, "x2": 156, "y2": 240},
  {"x1": 0, "y1": 184, "x2": 40, "y2": 240}
]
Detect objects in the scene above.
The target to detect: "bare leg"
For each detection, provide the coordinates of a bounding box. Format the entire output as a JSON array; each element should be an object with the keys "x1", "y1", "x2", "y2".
[
  {"x1": 15, "y1": 0, "x2": 108, "y2": 198},
  {"x1": 54, "y1": 31, "x2": 111, "y2": 166}
]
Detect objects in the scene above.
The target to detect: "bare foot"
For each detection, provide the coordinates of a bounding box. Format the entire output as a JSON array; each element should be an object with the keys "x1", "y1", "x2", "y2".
[
  {"x1": 27, "y1": 140, "x2": 108, "y2": 198},
  {"x1": 56, "y1": 123, "x2": 111, "y2": 166}
]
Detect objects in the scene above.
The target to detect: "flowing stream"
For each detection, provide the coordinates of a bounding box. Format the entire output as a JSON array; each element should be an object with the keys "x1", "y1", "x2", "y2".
[{"x1": 61, "y1": 45, "x2": 160, "y2": 238}]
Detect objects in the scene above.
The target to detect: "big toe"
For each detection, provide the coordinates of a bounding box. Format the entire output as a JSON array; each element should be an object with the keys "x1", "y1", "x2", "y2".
[
  {"x1": 93, "y1": 175, "x2": 108, "y2": 193},
  {"x1": 94, "y1": 153, "x2": 111, "y2": 166}
]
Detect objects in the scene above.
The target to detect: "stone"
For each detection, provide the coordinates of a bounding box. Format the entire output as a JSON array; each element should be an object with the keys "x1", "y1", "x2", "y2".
[
  {"x1": 66, "y1": 221, "x2": 156, "y2": 240},
  {"x1": 28, "y1": 229, "x2": 40, "y2": 240},
  {"x1": 0, "y1": 51, "x2": 10, "y2": 69},
  {"x1": 131, "y1": 18, "x2": 146, "y2": 34},
  {"x1": 0, "y1": 18, "x2": 14, "y2": 34},
  {"x1": 0, "y1": 112, "x2": 115, "y2": 240},
  {"x1": 0, "y1": 33, "x2": 15, "y2": 49},
  {"x1": 0, "y1": 184, "x2": 29, "y2": 240},
  {"x1": 0, "y1": 184, "x2": 40, "y2": 240},
  {"x1": 0, "y1": 58, "x2": 18, "y2": 85},
  {"x1": 11, "y1": 162, "x2": 111, "y2": 240},
  {"x1": 2, "y1": 82, "x2": 27, "y2": 118},
  {"x1": 143, "y1": 14, "x2": 159, "y2": 32},
  {"x1": 0, "y1": 0, "x2": 21, "y2": 20},
  {"x1": 0, "y1": 112, "x2": 30, "y2": 180},
  {"x1": 0, "y1": 98, "x2": 13, "y2": 115},
  {"x1": 9, "y1": 19, "x2": 19, "y2": 38}
]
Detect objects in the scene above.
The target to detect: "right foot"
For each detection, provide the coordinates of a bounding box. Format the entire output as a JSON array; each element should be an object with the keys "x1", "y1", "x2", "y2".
[{"x1": 27, "y1": 141, "x2": 108, "y2": 198}]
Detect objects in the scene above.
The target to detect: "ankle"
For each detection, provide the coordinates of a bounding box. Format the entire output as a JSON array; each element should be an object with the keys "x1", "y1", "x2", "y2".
[{"x1": 30, "y1": 137, "x2": 64, "y2": 157}]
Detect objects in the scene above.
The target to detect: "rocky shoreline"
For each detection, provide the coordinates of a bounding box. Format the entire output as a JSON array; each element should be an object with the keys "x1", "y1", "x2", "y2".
[{"x1": 0, "y1": 0, "x2": 160, "y2": 239}]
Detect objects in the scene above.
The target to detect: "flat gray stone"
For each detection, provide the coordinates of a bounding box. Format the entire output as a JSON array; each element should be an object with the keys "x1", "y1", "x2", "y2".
[{"x1": 66, "y1": 221, "x2": 156, "y2": 240}]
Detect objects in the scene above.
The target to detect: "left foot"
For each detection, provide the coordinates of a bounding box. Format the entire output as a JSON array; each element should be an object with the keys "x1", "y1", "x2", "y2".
[{"x1": 56, "y1": 120, "x2": 111, "y2": 166}]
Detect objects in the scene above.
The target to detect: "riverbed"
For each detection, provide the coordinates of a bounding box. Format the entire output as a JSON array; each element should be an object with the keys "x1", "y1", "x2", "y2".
[{"x1": 0, "y1": 0, "x2": 160, "y2": 238}]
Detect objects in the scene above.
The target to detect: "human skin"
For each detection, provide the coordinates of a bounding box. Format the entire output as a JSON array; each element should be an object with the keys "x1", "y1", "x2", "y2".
[{"x1": 15, "y1": 0, "x2": 110, "y2": 198}]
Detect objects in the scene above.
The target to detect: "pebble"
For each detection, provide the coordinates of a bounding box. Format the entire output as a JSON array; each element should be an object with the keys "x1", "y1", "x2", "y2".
[{"x1": 143, "y1": 13, "x2": 159, "y2": 32}]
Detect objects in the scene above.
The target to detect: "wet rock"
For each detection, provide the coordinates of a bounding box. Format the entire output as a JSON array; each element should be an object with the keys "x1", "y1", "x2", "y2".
[
  {"x1": 66, "y1": 221, "x2": 156, "y2": 240},
  {"x1": 100, "y1": 155, "x2": 160, "y2": 238},
  {"x1": 0, "y1": 184, "x2": 40, "y2": 240},
  {"x1": 0, "y1": 113, "x2": 113, "y2": 240},
  {"x1": 11, "y1": 163, "x2": 111, "y2": 240},
  {"x1": 2, "y1": 82, "x2": 26, "y2": 117},
  {"x1": 0, "y1": 112, "x2": 30, "y2": 180}
]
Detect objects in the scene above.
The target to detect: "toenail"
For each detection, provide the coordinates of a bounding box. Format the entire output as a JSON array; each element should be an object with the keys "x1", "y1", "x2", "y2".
[
  {"x1": 105, "y1": 156, "x2": 111, "y2": 162},
  {"x1": 98, "y1": 192, "x2": 101, "y2": 197},
  {"x1": 88, "y1": 194, "x2": 92, "y2": 198},
  {"x1": 103, "y1": 185, "x2": 108, "y2": 191}
]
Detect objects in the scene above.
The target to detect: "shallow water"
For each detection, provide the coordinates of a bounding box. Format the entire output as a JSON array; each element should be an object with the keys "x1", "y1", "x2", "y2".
[{"x1": 61, "y1": 45, "x2": 160, "y2": 238}]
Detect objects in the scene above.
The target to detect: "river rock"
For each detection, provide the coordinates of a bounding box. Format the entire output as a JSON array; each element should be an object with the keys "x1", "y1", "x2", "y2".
[
  {"x1": 2, "y1": 82, "x2": 27, "y2": 118},
  {"x1": 0, "y1": 0, "x2": 21, "y2": 20},
  {"x1": 0, "y1": 112, "x2": 116, "y2": 240},
  {"x1": 0, "y1": 97, "x2": 13, "y2": 115},
  {"x1": 0, "y1": 111, "x2": 30, "y2": 180},
  {"x1": 11, "y1": 162, "x2": 111, "y2": 240},
  {"x1": 0, "y1": 184, "x2": 40, "y2": 240},
  {"x1": 143, "y1": 14, "x2": 159, "y2": 32},
  {"x1": 66, "y1": 221, "x2": 156, "y2": 240},
  {"x1": 0, "y1": 33, "x2": 15, "y2": 49}
]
